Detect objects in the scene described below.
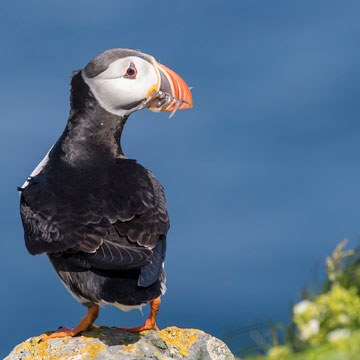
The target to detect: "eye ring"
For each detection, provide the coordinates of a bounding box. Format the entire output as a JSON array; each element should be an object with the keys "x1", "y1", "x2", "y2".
[{"x1": 125, "y1": 63, "x2": 137, "y2": 78}]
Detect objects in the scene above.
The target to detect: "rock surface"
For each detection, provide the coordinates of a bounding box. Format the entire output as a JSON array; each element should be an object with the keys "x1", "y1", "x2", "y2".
[{"x1": 5, "y1": 326, "x2": 235, "y2": 360}]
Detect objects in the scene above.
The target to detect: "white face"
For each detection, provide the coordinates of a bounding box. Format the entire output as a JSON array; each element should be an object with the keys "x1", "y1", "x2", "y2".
[{"x1": 82, "y1": 56, "x2": 159, "y2": 117}]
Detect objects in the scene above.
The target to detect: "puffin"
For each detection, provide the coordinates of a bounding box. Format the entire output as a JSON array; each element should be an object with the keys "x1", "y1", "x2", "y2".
[{"x1": 18, "y1": 48, "x2": 193, "y2": 340}]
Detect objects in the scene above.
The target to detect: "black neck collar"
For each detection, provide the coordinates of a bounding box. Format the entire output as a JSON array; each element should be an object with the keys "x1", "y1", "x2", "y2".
[{"x1": 61, "y1": 71, "x2": 128, "y2": 162}]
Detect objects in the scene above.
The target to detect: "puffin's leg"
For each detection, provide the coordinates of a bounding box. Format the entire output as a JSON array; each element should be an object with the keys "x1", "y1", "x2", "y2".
[
  {"x1": 116, "y1": 297, "x2": 161, "y2": 332},
  {"x1": 42, "y1": 304, "x2": 99, "y2": 341}
]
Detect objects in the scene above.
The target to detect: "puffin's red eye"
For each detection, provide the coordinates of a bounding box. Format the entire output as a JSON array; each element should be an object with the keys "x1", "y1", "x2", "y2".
[{"x1": 125, "y1": 64, "x2": 137, "y2": 78}]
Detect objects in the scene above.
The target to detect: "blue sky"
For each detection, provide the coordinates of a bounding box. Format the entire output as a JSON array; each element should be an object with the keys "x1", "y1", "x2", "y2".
[{"x1": 1, "y1": 0, "x2": 360, "y2": 357}]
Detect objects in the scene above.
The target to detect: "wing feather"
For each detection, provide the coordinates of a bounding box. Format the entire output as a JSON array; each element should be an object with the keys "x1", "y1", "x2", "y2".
[{"x1": 20, "y1": 157, "x2": 169, "y2": 274}]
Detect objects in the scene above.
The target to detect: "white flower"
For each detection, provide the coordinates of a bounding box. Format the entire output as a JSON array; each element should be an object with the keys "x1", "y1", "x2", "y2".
[
  {"x1": 293, "y1": 300, "x2": 313, "y2": 315},
  {"x1": 299, "y1": 319, "x2": 320, "y2": 341},
  {"x1": 326, "y1": 328, "x2": 351, "y2": 342}
]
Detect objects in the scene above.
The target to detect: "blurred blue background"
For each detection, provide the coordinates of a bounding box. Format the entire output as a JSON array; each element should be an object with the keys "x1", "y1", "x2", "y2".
[{"x1": 1, "y1": 0, "x2": 360, "y2": 357}]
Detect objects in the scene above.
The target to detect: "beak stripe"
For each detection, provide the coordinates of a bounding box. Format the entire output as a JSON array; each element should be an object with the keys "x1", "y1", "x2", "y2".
[
  {"x1": 146, "y1": 56, "x2": 161, "y2": 99},
  {"x1": 148, "y1": 61, "x2": 193, "y2": 113},
  {"x1": 159, "y1": 64, "x2": 176, "y2": 97}
]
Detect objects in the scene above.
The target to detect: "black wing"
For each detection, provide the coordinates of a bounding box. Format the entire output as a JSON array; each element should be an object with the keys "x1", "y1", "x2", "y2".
[{"x1": 20, "y1": 157, "x2": 169, "y2": 275}]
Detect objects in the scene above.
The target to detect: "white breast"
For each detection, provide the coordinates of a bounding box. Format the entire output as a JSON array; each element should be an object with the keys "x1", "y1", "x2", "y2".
[{"x1": 21, "y1": 145, "x2": 53, "y2": 190}]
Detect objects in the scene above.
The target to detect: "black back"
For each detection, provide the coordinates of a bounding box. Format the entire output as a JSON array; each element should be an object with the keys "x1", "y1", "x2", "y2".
[{"x1": 19, "y1": 71, "x2": 169, "y2": 293}]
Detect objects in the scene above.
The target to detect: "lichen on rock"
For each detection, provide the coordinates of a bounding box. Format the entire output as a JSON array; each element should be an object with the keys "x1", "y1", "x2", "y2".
[{"x1": 5, "y1": 326, "x2": 235, "y2": 360}]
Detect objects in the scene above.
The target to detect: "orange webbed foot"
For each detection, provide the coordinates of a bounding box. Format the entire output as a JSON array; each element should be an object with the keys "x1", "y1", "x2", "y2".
[
  {"x1": 41, "y1": 327, "x2": 81, "y2": 341},
  {"x1": 41, "y1": 304, "x2": 99, "y2": 342},
  {"x1": 115, "y1": 318, "x2": 159, "y2": 333},
  {"x1": 116, "y1": 297, "x2": 161, "y2": 333}
]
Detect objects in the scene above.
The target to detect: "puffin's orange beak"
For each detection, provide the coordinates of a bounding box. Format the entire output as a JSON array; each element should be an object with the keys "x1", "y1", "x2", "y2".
[{"x1": 147, "y1": 58, "x2": 193, "y2": 116}]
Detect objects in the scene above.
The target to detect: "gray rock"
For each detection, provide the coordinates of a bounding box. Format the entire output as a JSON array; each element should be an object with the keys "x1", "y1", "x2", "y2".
[{"x1": 5, "y1": 326, "x2": 235, "y2": 359}]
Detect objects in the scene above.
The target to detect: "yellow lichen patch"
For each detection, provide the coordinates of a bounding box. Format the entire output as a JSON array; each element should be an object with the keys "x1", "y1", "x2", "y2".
[
  {"x1": 158, "y1": 327, "x2": 200, "y2": 357},
  {"x1": 138, "y1": 329, "x2": 153, "y2": 335},
  {"x1": 9, "y1": 333, "x2": 106, "y2": 360},
  {"x1": 72, "y1": 341, "x2": 106, "y2": 360},
  {"x1": 122, "y1": 343, "x2": 137, "y2": 352}
]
